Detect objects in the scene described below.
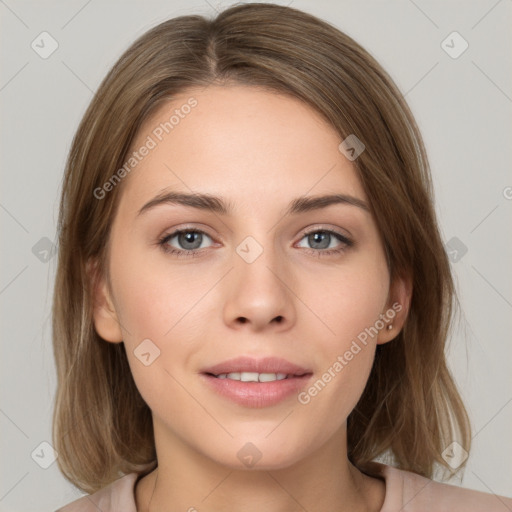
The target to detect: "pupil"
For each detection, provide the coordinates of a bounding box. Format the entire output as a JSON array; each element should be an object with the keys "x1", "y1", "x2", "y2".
[
  {"x1": 180, "y1": 232, "x2": 201, "y2": 249},
  {"x1": 310, "y1": 232, "x2": 329, "y2": 249}
]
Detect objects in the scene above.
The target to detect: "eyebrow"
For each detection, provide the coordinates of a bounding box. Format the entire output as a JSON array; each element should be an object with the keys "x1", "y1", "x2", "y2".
[{"x1": 137, "y1": 191, "x2": 370, "y2": 217}]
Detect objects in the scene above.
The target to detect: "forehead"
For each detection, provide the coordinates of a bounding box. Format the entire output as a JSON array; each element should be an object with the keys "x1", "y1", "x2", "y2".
[{"x1": 118, "y1": 85, "x2": 366, "y2": 216}]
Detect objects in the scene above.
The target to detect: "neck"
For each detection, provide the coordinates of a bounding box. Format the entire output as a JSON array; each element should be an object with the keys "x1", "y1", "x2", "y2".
[{"x1": 135, "y1": 419, "x2": 385, "y2": 512}]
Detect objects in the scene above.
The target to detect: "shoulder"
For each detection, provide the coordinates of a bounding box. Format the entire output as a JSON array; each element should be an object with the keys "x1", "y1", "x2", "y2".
[
  {"x1": 56, "y1": 473, "x2": 139, "y2": 512},
  {"x1": 364, "y1": 461, "x2": 512, "y2": 512}
]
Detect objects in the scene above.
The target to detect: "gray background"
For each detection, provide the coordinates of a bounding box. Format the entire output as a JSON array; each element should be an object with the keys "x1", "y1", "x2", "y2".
[{"x1": 1, "y1": 0, "x2": 511, "y2": 510}]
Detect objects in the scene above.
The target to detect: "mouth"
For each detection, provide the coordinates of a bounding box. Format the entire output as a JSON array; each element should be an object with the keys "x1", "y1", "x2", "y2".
[
  {"x1": 200, "y1": 357, "x2": 313, "y2": 408},
  {"x1": 204, "y1": 371, "x2": 310, "y2": 382}
]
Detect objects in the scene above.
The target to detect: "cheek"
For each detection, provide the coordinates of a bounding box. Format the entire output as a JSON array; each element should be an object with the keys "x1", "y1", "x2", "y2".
[
  {"x1": 111, "y1": 244, "x2": 212, "y2": 341},
  {"x1": 294, "y1": 254, "x2": 388, "y2": 417},
  {"x1": 112, "y1": 275, "x2": 201, "y2": 415},
  {"x1": 302, "y1": 254, "x2": 389, "y2": 344}
]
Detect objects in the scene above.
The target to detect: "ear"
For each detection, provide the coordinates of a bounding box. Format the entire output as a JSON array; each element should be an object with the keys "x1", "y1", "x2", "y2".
[
  {"x1": 86, "y1": 259, "x2": 123, "y2": 343},
  {"x1": 376, "y1": 271, "x2": 412, "y2": 345}
]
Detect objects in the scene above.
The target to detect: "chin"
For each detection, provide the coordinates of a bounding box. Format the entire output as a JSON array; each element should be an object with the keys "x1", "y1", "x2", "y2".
[{"x1": 203, "y1": 436, "x2": 309, "y2": 472}]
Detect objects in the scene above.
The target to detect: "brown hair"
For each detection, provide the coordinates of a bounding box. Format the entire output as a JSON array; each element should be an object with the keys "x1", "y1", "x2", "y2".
[{"x1": 52, "y1": 2, "x2": 471, "y2": 494}]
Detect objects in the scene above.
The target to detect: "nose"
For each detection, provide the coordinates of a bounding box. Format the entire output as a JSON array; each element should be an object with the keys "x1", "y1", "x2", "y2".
[{"x1": 222, "y1": 238, "x2": 296, "y2": 333}]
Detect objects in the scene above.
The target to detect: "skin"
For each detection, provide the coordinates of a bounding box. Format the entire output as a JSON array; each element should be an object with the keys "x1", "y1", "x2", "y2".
[{"x1": 91, "y1": 85, "x2": 412, "y2": 512}]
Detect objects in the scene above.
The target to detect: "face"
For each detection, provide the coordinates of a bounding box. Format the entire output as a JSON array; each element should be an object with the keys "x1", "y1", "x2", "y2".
[{"x1": 92, "y1": 84, "x2": 409, "y2": 470}]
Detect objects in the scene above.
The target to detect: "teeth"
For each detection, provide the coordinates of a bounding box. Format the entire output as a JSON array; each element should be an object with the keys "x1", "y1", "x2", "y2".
[
  {"x1": 216, "y1": 372, "x2": 289, "y2": 382},
  {"x1": 239, "y1": 372, "x2": 258, "y2": 382},
  {"x1": 262, "y1": 372, "x2": 288, "y2": 382}
]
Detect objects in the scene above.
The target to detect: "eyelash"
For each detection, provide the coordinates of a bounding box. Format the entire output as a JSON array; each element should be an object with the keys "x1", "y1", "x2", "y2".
[{"x1": 157, "y1": 227, "x2": 354, "y2": 259}]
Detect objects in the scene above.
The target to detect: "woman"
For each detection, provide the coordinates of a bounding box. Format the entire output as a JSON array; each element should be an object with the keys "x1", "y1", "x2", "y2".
[{"x1": 53, "y1": 3, "x2": 512, "y2": 511}]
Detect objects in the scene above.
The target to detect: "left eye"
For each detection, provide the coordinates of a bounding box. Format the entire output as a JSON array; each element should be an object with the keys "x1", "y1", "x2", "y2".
[{"x1": 296, "y1": 230, "x2": 351, "y2": 251}]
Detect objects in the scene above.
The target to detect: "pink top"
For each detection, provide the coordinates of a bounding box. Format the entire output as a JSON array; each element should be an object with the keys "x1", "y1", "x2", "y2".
[{"x1": 56, "y1": 462, "x2": 512, "y2": 511}]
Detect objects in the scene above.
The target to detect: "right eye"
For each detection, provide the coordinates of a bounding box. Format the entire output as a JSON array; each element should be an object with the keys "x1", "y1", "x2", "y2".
[{"x1": 158, "y1": 229, "x2": 214, "y2": 257}]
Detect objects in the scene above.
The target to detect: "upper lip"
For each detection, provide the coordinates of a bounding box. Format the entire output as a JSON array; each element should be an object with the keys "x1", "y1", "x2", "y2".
[{"x1": 202, "y1": 356, "x2": 312, "y2": 376}]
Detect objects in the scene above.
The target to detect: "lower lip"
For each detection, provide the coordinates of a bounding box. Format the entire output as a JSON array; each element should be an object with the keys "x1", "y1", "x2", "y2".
[{"x1": 201, "y1": 373, "x2": 313, "y2": 408}]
